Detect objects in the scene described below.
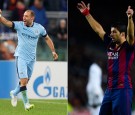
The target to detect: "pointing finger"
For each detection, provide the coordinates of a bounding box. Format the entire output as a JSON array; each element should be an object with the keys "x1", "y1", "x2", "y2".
[
  {"x1": 87, "y1": 3, "x2": 90, "y2": 10},
  {"x1": 81, "y1": 1, "x2": 86, "y2": 7},
  {"x1": 128, "y1": 6, "x2": 131, "y2": 9}
]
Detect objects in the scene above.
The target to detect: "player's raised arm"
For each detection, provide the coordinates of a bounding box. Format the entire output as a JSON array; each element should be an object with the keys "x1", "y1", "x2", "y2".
[
  {"x1": 126, "y1": 6, "x2": 134, "y2": 45},
  {"x1": 45, "y1": 35, "x2": 58, "y2": 60},
  {"x1": 0, "y1": 9, "x2": 13, "y2": 28},
  {"x1": 77, "y1": 1, "x2": 106, "y2": 40}
]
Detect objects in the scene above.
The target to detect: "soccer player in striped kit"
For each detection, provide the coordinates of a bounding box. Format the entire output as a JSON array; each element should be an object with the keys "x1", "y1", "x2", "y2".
[{"x1": 77, "y1": 1, "x2": 134, "y2": 115}]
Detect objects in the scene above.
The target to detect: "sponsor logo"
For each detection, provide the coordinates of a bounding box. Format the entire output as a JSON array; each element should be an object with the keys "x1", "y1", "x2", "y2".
[
  {"x1": 35, "y1": 30, "x2": 39, "y2": 35},
  {"x1": 107, "y1": 52, "x2": 118, "y2": 59},
  {"x1": 22, "y1": 33, "x2": 36, "y2": 39},
  {"x1": 33, "y1": 66, "x2": 67, "y2": 98}
]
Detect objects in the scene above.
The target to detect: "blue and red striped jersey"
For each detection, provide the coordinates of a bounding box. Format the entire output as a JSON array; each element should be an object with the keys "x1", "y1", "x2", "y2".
[{"x1": 104, "y1": 34, "x2": 134, "y2": 89}]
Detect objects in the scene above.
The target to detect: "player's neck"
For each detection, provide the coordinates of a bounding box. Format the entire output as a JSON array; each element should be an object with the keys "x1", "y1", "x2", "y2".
[
  {"x1": 116, "y1": 39, "x2": 126, "y2": 48},
  {"x1": 26, "y1": 22, "x2": 34, "y2": 27}
]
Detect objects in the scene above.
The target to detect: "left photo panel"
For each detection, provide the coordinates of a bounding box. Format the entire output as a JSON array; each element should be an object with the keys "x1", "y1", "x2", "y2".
[{"x1": 0, "y1": 0, "x2": 67, "y2": 114}]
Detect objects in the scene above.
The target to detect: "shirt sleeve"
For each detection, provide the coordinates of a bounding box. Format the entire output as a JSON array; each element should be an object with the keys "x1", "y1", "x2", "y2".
[
  {"x1": 40, "y1": 26, "x2": 47, "y2": 38},
  {"x1": 103, "y1": 34, "x2": 112, "y2": 48},
  {"x1": 12, "y1": 21, "x2": 21, "y2": 30}
]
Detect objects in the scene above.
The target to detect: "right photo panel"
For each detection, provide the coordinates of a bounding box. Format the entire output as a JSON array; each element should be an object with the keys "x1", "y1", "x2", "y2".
[{"x1": 68, "y1": 0, "x2": 135, "y2": 115}]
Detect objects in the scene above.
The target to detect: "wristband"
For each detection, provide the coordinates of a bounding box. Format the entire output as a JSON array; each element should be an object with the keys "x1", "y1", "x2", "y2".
[
  {"x1": 0, "y1": 14, "x2": 1, "y2": 17},
  {"x1": 82, "y1": 8, "x2": 90, "y2": 16}
]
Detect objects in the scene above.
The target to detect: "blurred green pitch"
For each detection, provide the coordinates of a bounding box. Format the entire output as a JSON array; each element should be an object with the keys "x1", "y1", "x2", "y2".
[{"x1": 0, "y1": 99, "x2": 67, "y2": 115}]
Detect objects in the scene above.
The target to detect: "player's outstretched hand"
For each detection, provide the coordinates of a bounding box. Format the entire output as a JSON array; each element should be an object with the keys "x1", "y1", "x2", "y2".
[
  {"x1": 126, "y1": 6, "x2": 134, "y2": 18},
  {"x1": 77, "y1": 1, "x2": 90, "y2": 16},
  {"x1": 52, "y1": 52, "x2": 58, "y2": 61}
]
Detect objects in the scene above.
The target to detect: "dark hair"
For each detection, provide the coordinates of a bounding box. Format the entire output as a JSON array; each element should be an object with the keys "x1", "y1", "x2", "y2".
[{"x1": 111, "y1": 22, "x2": 127, "y2": 36}]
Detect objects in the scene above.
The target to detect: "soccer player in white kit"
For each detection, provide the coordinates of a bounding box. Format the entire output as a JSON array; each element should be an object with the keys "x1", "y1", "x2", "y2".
[
  {"x1": 0, "y1": 9, "x2": 58, "y2": 111},
  {"x1": 86, "y1": 63, "x2": 104, "y2": 115}
]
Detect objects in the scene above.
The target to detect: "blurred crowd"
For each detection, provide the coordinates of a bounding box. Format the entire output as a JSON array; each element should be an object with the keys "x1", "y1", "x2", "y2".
[
  {"x1": 0, "y1": 0, "x2": 67, "y2": 61},
  {"x1": 68, "y1": 38, "x2": 107, "y2": 115},
  {"x1": 0, "y1": 0, "x2": 67, "y2": 11}
]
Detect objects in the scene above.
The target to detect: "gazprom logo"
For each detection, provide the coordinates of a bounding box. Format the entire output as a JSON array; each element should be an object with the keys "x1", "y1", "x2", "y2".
[
  {"x1": 33, "y1": 66, "x2": 67, "y2": 98},
  {"x1": 44, "y1": 67, "x2": 51, "y2": 85}
]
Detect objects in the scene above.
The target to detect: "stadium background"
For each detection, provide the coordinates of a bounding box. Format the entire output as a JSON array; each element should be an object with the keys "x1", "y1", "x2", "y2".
[
  {"x1": 0, "y1": 0, "x2": 67, "y2": 61},
  {"x1": 68, "y1": 0, "x2": 135, "y2": 114},
  {"x1": 0, "y1": 0, "x2": 67, "y2": 114}
]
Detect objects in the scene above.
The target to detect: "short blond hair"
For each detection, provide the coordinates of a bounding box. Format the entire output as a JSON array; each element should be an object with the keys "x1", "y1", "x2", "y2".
[{"x1": 25, "y1": 10, "x2": 35, "y2": 17}]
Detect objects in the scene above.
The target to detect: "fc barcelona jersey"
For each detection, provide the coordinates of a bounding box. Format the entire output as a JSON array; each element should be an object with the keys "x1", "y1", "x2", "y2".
[{"x1": 104, "y1": 34, "x2": 134, "y2": 89}]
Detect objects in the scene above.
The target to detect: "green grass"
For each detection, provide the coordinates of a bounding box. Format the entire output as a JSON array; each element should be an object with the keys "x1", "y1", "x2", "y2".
[{"x1": 0, "y1": 99, "x2": 67, "y2": 115}]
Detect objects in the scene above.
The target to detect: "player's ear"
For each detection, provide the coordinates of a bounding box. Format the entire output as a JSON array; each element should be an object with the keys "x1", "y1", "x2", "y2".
[{"x1": 31, "y1": 16, "x2": 35, "y2": 21}]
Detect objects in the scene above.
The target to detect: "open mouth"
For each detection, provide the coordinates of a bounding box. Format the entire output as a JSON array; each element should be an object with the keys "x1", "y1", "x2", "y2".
[{"x1": 112, "y1": 38, "x2": 115, "y2": 41}]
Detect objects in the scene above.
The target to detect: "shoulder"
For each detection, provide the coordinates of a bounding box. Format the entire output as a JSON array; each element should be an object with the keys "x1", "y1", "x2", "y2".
[
  {"x1": 13, "y1": 21, "x2": 23, "y2": 25},
  {"x1": 34, "y1": 22, "x2": 43, "y2": 28},
  {"x1": 123, "y1": 41, "x2": 134, "y2": 48},
  {"x1": 34, "y1": 22, "x2": 47, "y2": 35},
  {"x1": 19, "y1": 21, "x2": 24, "y2": 25},
  {"x1": 119, "y1": 41, "x2": 135, "y2": 52},
  {"x1": 34, "y1": 22, "x2": 46, "y2": 30},
  {"x1": 12, "y1": 21, "x2": 24, "y2": 29}
]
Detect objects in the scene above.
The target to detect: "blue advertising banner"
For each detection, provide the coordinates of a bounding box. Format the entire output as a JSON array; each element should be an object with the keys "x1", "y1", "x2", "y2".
[{"x1": 0, "y1": 61, "x2": 18, "y2": 98}]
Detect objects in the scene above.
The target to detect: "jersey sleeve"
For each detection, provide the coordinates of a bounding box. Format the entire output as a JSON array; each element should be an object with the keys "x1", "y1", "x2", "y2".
[
  {"x1": 40, "y1": 26, "x2": 47, "y2": 38},
  {"x1": 12, "y1": 21, "x2": 21, "y2": 30},
  {"x1": 127, "y1": 41, "x2": 135, "y2": 49},
  {"x1": 103, "y1": 34, "x2": 112, "y2": 48},
  {"x1": 125, "y1": 40, "x2": 135, "y2": 49}
]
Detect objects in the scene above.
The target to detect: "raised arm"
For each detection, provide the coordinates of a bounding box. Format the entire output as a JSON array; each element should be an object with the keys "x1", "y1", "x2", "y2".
[
  {"x1": 45, "y1": 35, "x2": 58, "y2": 60},
  {"x1": 126, "y1": 6, "x2": 134, "y2": 45},
  {"x1": 77, "y1": 1, "x2": 106, "y2": 40},
  {"x1": 0, "y1": 9, "x2": 13, "y2": 28}
]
